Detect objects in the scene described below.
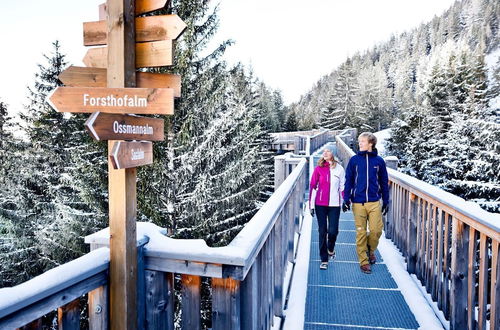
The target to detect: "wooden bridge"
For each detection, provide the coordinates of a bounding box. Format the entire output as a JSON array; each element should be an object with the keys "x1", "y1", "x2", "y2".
[{"x1": 0, "y1": 128, "x2": 499, "y2": 329}]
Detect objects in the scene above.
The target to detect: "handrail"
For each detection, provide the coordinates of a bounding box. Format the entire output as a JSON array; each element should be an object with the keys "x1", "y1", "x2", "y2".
[
  {"x1": 0, "y1": 248, "x2": 110, "y2": 328},
  {"x1": 336, "y1": 134, "x2": 500, "y2": 330}
]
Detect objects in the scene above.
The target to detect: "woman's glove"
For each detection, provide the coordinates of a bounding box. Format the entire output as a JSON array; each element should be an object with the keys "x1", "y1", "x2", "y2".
[{"x1": 310, "y1": 208, "x2": 315, "y2": 217}]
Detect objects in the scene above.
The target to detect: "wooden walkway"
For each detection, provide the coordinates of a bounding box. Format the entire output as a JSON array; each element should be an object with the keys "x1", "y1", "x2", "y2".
[{"x1": 304, "y1": 143, "x2": 421, "y2": 329}]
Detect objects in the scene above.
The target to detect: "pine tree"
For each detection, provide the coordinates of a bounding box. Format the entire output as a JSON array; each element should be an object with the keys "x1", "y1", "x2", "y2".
[{"x1": 283, "y1": 111, "x2": 298, "y2": 132}]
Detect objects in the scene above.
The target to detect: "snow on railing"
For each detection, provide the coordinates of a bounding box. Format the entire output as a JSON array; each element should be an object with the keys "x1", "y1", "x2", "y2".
[
  {"x1": 0, "y1": 248, "x2": 110, "y2": 329},
  {"x1": 336, "y1": 135, "x2": 500, "y2": 330}
]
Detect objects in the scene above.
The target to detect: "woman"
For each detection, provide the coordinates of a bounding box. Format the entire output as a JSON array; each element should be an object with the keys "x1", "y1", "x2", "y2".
[{"x1": 309, "y1": 148, "x2": 345, "y2": 270}]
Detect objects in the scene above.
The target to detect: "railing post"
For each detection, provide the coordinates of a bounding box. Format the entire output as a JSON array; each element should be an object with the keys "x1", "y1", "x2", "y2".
[
  {"x1": 450, "y1": 219, "x2": 469, "y2": 330},
  {"x1": 274, "y1": 155, "x2": 287, "y2": 190}
]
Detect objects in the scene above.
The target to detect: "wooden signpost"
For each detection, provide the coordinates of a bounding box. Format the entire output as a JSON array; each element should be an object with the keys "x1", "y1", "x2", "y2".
[
  {"x1": 85, "y1": 112, "x2": 165, "y2": 141},
  {"x1": 46, "y1": 0, "x2": 185, "y2": 328}
]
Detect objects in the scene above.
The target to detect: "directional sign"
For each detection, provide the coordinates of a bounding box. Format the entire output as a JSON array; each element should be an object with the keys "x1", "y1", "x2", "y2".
[
  {"x1": 59, "y1": 66, "x2": 181, "y2": 97},
  {"x1": 83, "y1": 40, "x2": 172, "y2": 68},
  {"x1": 84, "y1": 15, "x2": 187, "y2": 46},
  {"x1": 47, "y1": 87, "x2": 174, "y2": 114},
  {"x1": 85, "y1": 112, "x2": 164, "y2": 141},
  {"x1": 110, "y1": 141, "x2": 153, "y2": 169}
]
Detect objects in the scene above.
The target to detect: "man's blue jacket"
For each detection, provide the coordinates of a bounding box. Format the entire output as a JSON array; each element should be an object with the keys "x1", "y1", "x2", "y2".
[{"x1": 343, "y1": 148, "x2": 390, "y2": 205}]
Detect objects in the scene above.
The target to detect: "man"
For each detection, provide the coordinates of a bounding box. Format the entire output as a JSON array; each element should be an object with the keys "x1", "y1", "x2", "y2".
[{"x1": 342, "y1": 132, "x2": 389, "y2": 274}]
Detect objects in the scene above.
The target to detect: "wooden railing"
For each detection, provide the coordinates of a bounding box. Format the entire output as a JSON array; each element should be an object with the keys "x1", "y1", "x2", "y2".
[
  {"x1": 336, "y1": 135, "x2": 500, "y2": 330},
  {"x1": 0, "y1": 157, "x2": 307, "y2": 329},
  {"x1": 0, "y1": 248, "x2": 110, "y2": 329}
]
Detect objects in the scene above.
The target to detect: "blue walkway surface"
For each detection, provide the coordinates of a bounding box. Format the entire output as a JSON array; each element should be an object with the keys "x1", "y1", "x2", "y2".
[{"x1": 304, "y1": 142, "x2": 420, "y2": 329}]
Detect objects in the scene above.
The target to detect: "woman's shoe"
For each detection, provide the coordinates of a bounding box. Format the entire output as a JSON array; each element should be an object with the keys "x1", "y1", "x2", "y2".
[
  {"x1": 320, "y1": 262, "x2": 328, "y2": 270},
  {"x1": 328, "y1": 249, "x2": 336, "y2": 260}
]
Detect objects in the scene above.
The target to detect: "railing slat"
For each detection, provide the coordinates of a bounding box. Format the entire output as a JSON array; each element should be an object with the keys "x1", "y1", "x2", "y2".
[
  {"x1": 477, "y1": 233, "x2": 488, "y2": 330},
  {"x1": 450, "y1": 219, "x2": 469, "y2": 329},
  {"x1": 273, "y1": 215, "x2": 284, "y2": 317},
  {"x1": 442, "y1": 212, "x2": 451, "y2": 319},
  {"x1": 180, "y1": 275, "x2": 201, "y2": 329},
  {"x1": 467, "y1": 228, "x2": 478, "y2": 330},
  {"x1": 57, "y1": 299, "x2": 80, "y2": 330},
  {"x1": 240, "y1": 262, "x2": 258, "y2": 330},
  {"x1": 407, "y1": 193, "x2": 418, "y2": 274},
  {"x1": 88, "y1": 285, "x2": 109, "y2": 330},
  {"x1": 212, "y1": 278, "x2": 241, "y2": 330},
  {"x1": 145, "y1": 270, "x2": 174, "y2": 330},
  {"x1": 20, "y1": 318, "x2": 42, "y2": 330}
]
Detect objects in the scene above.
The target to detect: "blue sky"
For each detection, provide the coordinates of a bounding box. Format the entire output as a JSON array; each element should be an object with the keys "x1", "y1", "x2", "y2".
[{"x1": 0, "y1": 0, "x2": 456, "y2": 116}]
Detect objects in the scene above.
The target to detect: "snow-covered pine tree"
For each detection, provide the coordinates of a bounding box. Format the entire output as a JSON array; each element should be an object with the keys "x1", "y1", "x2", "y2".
[
  {"x1": 320, "y1": 60, "x2": 361, "y2": 130},
  {"x1": 283, "y1": 111, "x2": 298, "y2": 132}
]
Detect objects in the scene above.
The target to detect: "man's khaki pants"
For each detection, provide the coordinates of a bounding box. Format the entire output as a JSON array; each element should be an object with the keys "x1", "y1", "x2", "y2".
[{"x1": 352, "y1": 201, "x2": 383, "y2": 266}]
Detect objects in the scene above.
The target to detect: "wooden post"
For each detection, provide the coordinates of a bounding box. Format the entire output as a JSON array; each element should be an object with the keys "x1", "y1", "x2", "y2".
[
  {"x1": 450, "y1": 219, "x2": 469, "y2": 330},
  {"x1": 106, "y1": 0, "x2": 137, "y2": 329}
]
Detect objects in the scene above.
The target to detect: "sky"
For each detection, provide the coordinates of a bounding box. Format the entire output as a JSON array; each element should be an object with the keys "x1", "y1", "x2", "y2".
[{"x1": 0, "y1": 0, "x2": 456, "y2": 116}]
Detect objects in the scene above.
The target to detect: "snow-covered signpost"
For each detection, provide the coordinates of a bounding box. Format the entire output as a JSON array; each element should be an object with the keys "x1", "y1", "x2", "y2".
[{"x1": 46, "y1": 0, "x2": 185, "y2": 328}]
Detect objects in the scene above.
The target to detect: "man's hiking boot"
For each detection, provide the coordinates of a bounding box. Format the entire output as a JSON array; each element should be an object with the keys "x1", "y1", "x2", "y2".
[
  {"x1": 320, "y1": 262, "x2": 328, "y2": 270},
  {"x1": 369, "y1": 253, "x2": 376, "y2": 265},
  {"x1": 360, "y1": 264, "x2": 371, "y2": 274}
]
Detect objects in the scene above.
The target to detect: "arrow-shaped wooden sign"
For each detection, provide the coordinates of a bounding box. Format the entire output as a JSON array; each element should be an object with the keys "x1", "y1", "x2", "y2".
[
  {"x1": 110, "y1": 141, "x2": 153, "y2": 169},
  {"x1": 84, "y1": 15, "x2": 186, "y2": 46},
  {"x1": 85, "y1": 112, "x2": 164, "y2": 141},
  {"x1": 83, "y1": 40, "x2": 172, "y2": 68},
  {"x1": 59, "y1": 66, "x2": 181, "y2": 97},
  {"x1": 47, "y1": 87, "x2": 174, "y2": 114}
]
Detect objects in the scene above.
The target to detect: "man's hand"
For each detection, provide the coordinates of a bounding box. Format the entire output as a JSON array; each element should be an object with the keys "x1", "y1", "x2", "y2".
[
  {"x1": 382, "y1": 203, "x2": 389, "y2": 216},
  {"x1": 342, "y1": 202, "x2": 350, "y2": 212},
  {"x1": 310, "y1": 208, "x2": 315, "y2": 217}
]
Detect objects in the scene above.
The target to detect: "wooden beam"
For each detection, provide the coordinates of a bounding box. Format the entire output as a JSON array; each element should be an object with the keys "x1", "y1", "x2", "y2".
[
  {"x1": 58, "y1": 66, "x2": 181, "y2": 97},
  {"x1": 83, "y1": 40, "x2": 173, "y2": 68},
  {"x1": 106, "y1": 0, "x2": 137, "y2": 329},
  {"x1": 84, "y1": 15, "x2": 187, "y2": 46}
]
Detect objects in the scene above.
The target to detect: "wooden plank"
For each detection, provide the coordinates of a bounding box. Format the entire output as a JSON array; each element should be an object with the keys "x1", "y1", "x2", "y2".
[
  {"x1": 467, "y1": 228, "x2": 478, "y2": 330},
  {"x1": 110, "y1": 141, "x2": 152, "y2": 170},
  {"x1": 88, "y1": 285, "x2": 109, "y2": 330},
  {"x1": 415, "y1": 197, "x2": 423, "y2": 279},
  {"x1": 491, "y1": 240, "x2": 499, "y2": 330},
  {"x1": 0, "y1": 273, "x2": 107, "y2": 329},
  {"x1": 273, "y1": 216, "x2": 284, "y2": 317},
  {"x1": 442, "y1": 213, "x2": 451, "y2": 319},
  {"x1": 57, "y1": 299, "x2": 80, "y2": 330},
  {"x1": 424, "y1": 202, "x2": 431, "y2": 286},
  {"x1": 83, "y1": 40, "x2": 173, "y2": 68},
  {"x1": 241, "y1": 262, "x2": 258, "y2": 330},
  {"x1": 135, "y1": 0, "x2": 170, "y2": 15},
  {"x1": 145, "y1": 271, "x2": 174, "y2": 330},
  {"x1": 85, "y1": 112, "x2": 164, "y2": 141},
  {"x1": 181, "y1": 275, "x2": 201, "y2": 329},
  {"x1": 136, "y1": 243, "x2": 147, "y2": 330},
  {"x1": 212, "y1": 278, "x2": 241, "y2": 330},
  {"x1": 99, "y1": 3, "x2": 107, "y2": 20},
  {"x1": 450, "y1": 219, "x2": 469, "y2": 330},
  {"x1": 407, "y1": 194, "x2": 417, "y2": 274},
  {"x1": 84, "y1": 15, "x2": 186, "y2": 46},
  {"x1": 58, "y1": 66, "x2": 181, "y2": 97},
  {"x1": 477, "y1": 233, "x2": 488, "y2": 330},
  {"x1": 47, "y1": 87, "x2": 174, "y2": 115},
  {"x1": 434, "y1": 208, "x2": 443, "y2": 302}
]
